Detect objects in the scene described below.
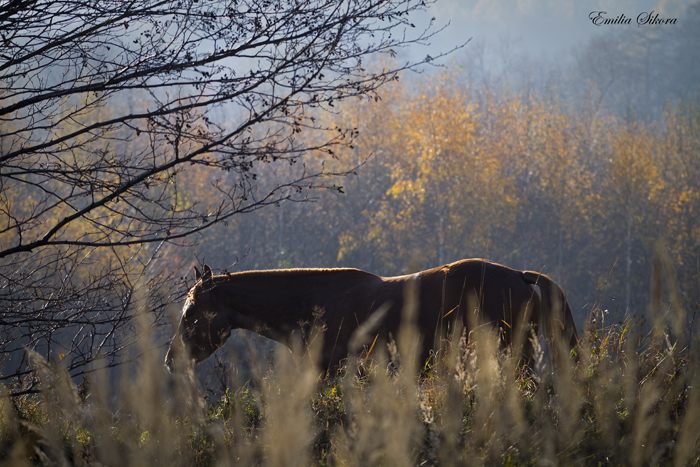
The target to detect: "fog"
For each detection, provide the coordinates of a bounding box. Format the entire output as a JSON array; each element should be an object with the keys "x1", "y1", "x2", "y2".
[{"x1": 405, "y1": 0, "x2": 688, "y2": 64}]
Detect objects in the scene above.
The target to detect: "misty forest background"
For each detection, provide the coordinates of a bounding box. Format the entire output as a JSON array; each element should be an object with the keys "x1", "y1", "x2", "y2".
[
  {"x1": 2, "y1": 0, "x2": 700, "y2": 385},
  {"x1": 191, "y1": 7, "x2": 700, "y2": 331}
]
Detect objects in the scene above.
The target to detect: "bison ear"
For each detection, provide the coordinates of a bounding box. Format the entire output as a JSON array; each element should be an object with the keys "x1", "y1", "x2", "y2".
[
  {"x1": 194, "y1": 265, "x2": 202, "y2": 282},
  {"x1": 201, "y1": 264, "x2": 213, "y2": 283}
]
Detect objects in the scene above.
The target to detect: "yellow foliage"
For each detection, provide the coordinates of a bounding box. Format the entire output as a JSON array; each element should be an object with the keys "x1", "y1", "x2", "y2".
[{"x1": 299, "y1": 68, "x2": 700, "y2": 292}]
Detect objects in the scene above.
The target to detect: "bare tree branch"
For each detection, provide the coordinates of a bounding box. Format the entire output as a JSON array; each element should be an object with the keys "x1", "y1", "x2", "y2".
[{"x1": 0, "y1": 0, "x2": 449, "y2": 385}]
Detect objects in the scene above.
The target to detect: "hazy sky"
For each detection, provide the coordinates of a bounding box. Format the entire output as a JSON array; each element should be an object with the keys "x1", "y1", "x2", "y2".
[{"x1": 402, "y1": 0, "x2": 690, "y2": 65}]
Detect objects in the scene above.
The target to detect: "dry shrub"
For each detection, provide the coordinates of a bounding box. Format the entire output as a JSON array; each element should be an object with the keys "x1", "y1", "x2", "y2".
[{"x1": 1, "y1": 270, "x2": 700, "y2": 467}]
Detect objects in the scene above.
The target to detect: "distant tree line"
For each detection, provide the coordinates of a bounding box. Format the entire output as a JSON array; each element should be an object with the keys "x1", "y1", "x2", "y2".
[{"x1": 190, "y1": 70, "x2": 700, "y2": 332}]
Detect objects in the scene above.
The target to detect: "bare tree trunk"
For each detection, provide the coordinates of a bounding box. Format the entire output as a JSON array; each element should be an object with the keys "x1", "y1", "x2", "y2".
[
  {"x1": 558, "y1": 225, "x2": 564, "y2": 280},
  {"x1": 278, "y1": 206, "x2": 284, "y2": 268},
  {"x1": 626, "y1": 211, "x2": 632, "y2": 312},
  {"x1": 438, "y1": 214, "x2": 445, "y2": 266}
]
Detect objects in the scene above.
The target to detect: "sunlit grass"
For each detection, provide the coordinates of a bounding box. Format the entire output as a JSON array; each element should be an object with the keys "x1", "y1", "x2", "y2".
[{"x1": 1, "y1": 280, "x2": 699, "y2": 467}]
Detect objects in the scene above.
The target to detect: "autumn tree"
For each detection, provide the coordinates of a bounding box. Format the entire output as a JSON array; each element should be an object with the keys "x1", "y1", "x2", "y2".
[
  {"x1": 0, "y1": 0, "x2": 445, "y2": 390},
  {"x1": 662, "y1": 101, "x2": 700, "y2": 277},
  {"x1": 379, "y1": 73, "x2": 515, "y2": 269},
  {"x1": 320, "y1": 72, "x2": 520, "y2": 273}
]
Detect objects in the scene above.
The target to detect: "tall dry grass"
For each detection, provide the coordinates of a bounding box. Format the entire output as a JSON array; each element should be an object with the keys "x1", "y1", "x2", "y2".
[{"x1": 1, "y1": 266, "x2": 700, "y2": 466}]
